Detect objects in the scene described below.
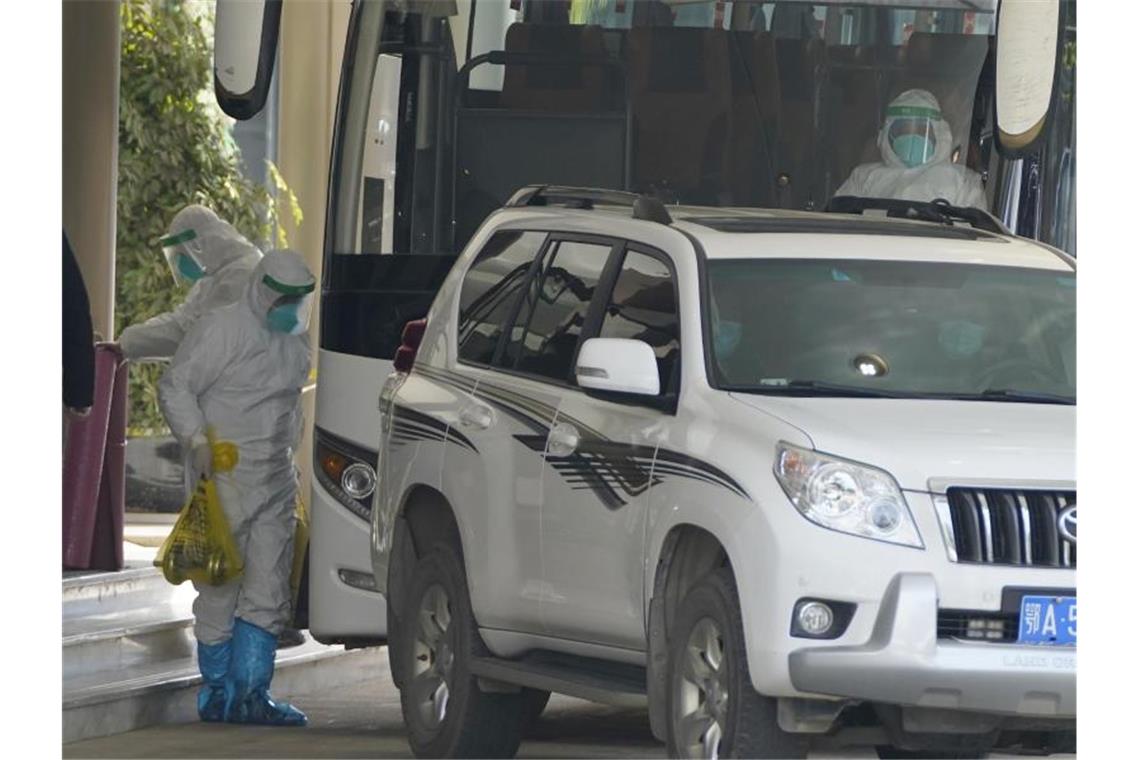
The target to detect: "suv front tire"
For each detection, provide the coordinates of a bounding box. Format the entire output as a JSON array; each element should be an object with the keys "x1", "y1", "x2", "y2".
[{"x1": 666, "y1": 566, "x2": 806, "y2": 759}]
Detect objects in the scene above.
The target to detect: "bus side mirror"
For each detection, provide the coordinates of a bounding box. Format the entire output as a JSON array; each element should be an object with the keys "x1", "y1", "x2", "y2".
[
  {"x1": 994, "y1": 0, "x2": 1063, "y2": 159},
  {"x1": 214, "y1": 0, "x2": 283, "y2": 121}
]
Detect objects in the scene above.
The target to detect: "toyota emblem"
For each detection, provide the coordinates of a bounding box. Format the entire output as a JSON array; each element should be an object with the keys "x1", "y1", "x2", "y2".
[{"x1": 1057, "y1": 505, "x2": 1077, "y2": 543}]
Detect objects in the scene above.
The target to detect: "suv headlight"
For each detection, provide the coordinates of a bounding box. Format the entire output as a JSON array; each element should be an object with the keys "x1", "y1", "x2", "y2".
[{"x1": 774, "y1": 443, "x2": 922, "y2": 548}]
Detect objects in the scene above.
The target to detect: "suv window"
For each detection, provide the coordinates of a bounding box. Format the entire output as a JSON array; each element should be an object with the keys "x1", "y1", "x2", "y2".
[
  {"x1": 502, "y1": 240, "x2": 612, "y2": 382},
  {"x1": 457, "y1": 231, "x2": 547, "y2": 365},
  {"x1": 598, "y1": 250, "x2": 680, "y2": 394}
]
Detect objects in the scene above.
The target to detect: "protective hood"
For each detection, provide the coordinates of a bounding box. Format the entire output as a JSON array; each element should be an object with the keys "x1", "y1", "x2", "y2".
[
  {"x1": 877, "y1": 89, "x2": 954, "y2": 170},
  {"x1": 164, "y1": 204, "x2": 263, "y2": 276},
  {"x1": 247, "y1": 249, "x2": 316, "y2": 334}
]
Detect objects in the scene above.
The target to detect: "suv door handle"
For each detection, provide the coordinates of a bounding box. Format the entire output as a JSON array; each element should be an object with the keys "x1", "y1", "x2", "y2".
[
  {"x1": 547, "y1": 422, "x2": 580, "y2": 457},
  {"x1": 458, "y1": 403, "x2": 494, "y2": 430}
]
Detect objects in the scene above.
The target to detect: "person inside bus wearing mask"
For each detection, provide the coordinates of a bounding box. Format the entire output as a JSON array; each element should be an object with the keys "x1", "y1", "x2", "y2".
[
  {"x1": 119, "y1": 204, "x2": 262, "y2": 361},
  {"x1": 834, "y1": 89, "x2": 986, "y2": 210},
  {"x1": 159, "y1": 249, "x2": 315, "y2": 727}
]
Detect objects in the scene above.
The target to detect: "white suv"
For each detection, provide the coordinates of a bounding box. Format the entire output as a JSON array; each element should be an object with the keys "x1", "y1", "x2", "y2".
[{"x1": 372, "y1": 187, "x2": 1076, "y2": 758}]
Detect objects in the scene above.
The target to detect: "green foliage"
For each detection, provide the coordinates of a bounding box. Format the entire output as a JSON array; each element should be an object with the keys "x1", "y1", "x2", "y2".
[{"x1": 116, "y1": 0, "x2": 301, "y2": 435}]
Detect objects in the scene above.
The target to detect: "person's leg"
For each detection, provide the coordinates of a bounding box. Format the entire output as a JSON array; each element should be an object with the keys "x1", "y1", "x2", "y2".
[
  {"x1": 226, "y1": 481, "x2": 306, "y2": 726},
  {"x1": 193, "y1": 577, "x2": 241, "y2": 721},
  {"x1": 193, "y1": 474, "x2": 251, "y2": 722}
]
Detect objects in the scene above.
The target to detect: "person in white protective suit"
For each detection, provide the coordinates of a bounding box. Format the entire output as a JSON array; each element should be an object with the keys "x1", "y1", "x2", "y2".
[
  {"x1": 158, "y1": 249, "x2": 315, "y2": 726},
  {"x1": 120, "y1": 205, "x2": 262, "y2": 360},
  {"x1": 834, "y1": 89, "x2": 987, "y2": 209},
  {"x1": 123, "y1": 206, "x2": 306, "y2": 649}
]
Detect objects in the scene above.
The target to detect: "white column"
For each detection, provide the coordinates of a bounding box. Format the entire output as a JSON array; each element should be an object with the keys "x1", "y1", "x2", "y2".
[{"x1": 62, "y1": 0, "x2": 121, "y2": 340}]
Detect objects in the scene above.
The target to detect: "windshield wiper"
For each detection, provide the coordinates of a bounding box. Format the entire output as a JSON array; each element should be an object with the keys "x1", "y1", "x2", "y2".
[
  {"x1": 728, "y1": 383, "x2": 1075, "y2": 404},
  {"x1": 972, "y1": 389, "x2": 1076, "y2": 405},
  {"x1": 729, "y1": 380, "x2": 911, "y2": 399}
]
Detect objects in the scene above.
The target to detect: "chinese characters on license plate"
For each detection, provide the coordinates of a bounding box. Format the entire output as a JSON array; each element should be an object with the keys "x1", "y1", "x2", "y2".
[{"x1": 1018, "y1": 595, "x2": 1076, "y2": 646}]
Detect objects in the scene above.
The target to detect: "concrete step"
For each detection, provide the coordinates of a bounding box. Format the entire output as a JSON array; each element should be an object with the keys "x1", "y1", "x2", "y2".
[
  {"x1": 63, "y1": 565, "x2": 181, "y2": 621},
  {"x1": 63, "y1": 636, "x2": 387, "y2": 743},
  {"x1": 63, "y1": 604, "x2": 196, "y2": 680},
  {"x1": 124, "y1": 522, "x2": 173, "y2": 548}
]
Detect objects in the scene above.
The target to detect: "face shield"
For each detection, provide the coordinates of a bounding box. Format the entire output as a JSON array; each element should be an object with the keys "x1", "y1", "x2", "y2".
[
  {"x1": 161, "y1": 228, "x2": 208, "y2": 284},
  {"x1": 886, "y1": 105, "x2": 941, "y2": 169},
  {"x1": 259, "y1": 274, "x2": 315, "y2": 335}
]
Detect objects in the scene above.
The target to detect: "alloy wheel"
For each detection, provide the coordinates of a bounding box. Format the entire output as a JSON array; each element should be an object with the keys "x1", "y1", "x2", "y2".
[
  {"x1": 675, "y1": 617, "x2": 730, "y2": 760},
  {"x1": 409, "y1": 583, "x2": 454, "y2": 730}
]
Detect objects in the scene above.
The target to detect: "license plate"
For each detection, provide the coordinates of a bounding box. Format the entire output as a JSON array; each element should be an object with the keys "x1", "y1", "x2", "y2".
[{"x1": 1018, "y1": 595, "x2": 1076, "y2": 646}]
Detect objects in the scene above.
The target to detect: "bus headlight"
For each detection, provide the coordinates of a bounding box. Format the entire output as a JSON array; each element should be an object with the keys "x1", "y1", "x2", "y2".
[
  {"x1": 774, "y1": 443, "x2": 922, "y2": 548},
  {"x1": 341, "y1": 461, "x2": 377, "y2": 500},
  {"x1": 315, "y1": 428, "x2": 378, "y2": 522}
]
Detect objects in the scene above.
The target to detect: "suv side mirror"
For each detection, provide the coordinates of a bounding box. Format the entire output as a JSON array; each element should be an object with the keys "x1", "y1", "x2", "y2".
[{"x1": 575, "y1": 338, "x2": 660, "y2": 397}]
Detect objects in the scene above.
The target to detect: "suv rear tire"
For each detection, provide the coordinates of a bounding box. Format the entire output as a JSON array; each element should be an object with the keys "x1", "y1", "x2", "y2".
[
  {"x1": 397, "y1": 545, "x2": 527, "y2": 758},
  {"x1": 666, "y1": 566, "x2": 806, "y2": 759}
]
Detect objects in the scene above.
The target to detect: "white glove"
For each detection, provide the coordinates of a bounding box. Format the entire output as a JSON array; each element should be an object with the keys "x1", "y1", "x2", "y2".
[{"x1": 192, "y1": 442, "x2": 214, "y2": 480}]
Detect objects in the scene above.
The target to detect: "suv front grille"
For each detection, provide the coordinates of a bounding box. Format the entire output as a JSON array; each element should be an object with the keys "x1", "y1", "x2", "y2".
[{"x1": 938, "y1": 488, "x2": 1076, "y2": 568}]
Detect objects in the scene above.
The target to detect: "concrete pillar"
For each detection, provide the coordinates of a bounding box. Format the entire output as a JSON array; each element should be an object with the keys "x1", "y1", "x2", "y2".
[
  {"x1": 276, "y1": 0, "x2": 352, "y2": 502},
  {"x1": 62, "y1": 0, "x2": 121, "y2": 340}
]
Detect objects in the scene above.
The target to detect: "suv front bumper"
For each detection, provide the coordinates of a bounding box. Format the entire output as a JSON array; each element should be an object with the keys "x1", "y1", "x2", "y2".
[{"x1": 788, "y1": 573, "x2": 1075, "y2": 718}]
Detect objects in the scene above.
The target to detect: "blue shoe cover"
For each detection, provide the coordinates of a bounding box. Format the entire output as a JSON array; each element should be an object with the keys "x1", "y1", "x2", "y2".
[
  {"x1": 197, "y1": 639, "x2": 231, "y2": 722},
  {"x1": 225, "y1": 618, "x2": 308, "y2": 726}
]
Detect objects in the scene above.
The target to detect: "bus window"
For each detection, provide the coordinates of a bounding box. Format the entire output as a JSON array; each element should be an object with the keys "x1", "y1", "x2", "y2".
[
  {"x1": 458, "y1": 0, "x2": 523, "y2": 93},
  {"x1": 820, "y1": 5, "x2": 994, "y2": 205},
  {"x1": 566, "y1": 1, "x2": 747, "y2": 31},
  {"x1": 359, "y1": 54, "x2": 400, "y2": 255},
  {"x1": 329, "y1": 0, "x2": 1067, "y2": 260},
  {"x1": 569, "y1": 0, "x2": 634, "y2": 29}
]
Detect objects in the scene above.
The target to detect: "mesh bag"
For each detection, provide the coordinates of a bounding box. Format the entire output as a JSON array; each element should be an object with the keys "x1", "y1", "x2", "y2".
[{"x1": 154, "y1": 439, "x2": 244, "y2": 586}]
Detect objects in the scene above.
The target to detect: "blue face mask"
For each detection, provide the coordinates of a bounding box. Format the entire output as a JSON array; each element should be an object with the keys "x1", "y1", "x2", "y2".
[
  {"x1": 177, "y1": 252, "x2": 205, "y2": 282},
  {"x1": 714, "y1": 320, "x2": 743, "y2": 358},
  {"x1": 892, "y1": 134, "x2": 935, "y2": 168},
  {"x1": 266, "y1": 303, "x2": 302, "y2": 334}
]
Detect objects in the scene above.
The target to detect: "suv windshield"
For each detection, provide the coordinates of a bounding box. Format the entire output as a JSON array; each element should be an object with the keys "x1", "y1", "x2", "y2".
[{"x1": 705, "y1": 258, "x2": 1075, "y2": 402}]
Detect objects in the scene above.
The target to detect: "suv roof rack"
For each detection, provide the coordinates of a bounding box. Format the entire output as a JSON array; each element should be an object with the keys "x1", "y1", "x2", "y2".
[
  {"x1": 825, "y1": 196, "x2": 1010, "y2": 236},
  {"x1": 505, "y1": 185, "x2": 673, "y2": 225}
]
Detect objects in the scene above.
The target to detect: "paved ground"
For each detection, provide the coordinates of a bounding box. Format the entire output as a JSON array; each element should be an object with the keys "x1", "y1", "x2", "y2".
[
  {"x1": 64, "y1": 676, "x2": 676, "y2": 760},
  {"x1": 64, "y1": 659, "x2": 1067, "y2": 760}
]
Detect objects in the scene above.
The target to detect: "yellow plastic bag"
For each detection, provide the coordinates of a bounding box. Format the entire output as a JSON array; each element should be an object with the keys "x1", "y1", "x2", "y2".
[{"x1": 154, "y1": 437, "x2": 244, "y2": 586}]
